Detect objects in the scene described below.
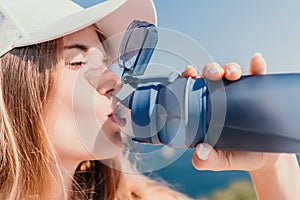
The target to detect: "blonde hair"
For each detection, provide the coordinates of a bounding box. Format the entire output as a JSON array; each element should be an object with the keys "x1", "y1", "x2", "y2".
[
  {"x1": 0, "y1": 36, "x2": 125, "y2": 199},
  {"x1": 0, "y1": 40, "x2": 63, "y2": 199}
]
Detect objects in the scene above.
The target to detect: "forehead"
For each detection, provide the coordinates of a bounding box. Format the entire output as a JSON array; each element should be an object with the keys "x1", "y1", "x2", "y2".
[{"x1": 63, "y1": 26, "x2": 100, "y2": 47}]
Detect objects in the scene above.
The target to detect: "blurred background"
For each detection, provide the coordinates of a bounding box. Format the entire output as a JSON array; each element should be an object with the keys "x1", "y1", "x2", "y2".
[
  {"x1": 149, "y1": 1, "x2": 300, "y2": 199},
  {"x1": 154, "y1": 0, "x2": 300, "y2": 73}
]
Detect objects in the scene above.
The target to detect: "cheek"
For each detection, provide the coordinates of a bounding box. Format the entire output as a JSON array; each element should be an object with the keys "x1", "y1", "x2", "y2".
[
  {"x1": 51, "y1": 109, "x2": 92, "y2": 161},
  {"x1": 49, "y1": 68, "x2": 121, "y2": 161},
  {"x1": 49, "y1": 72, "x2": 95, "y2": 160},
  {"x1": 72, "y1": 88, "x2": 122, "y2": 160},
  {"x1": 72, "y1": 69, "x2": 111, "y2": 126}
]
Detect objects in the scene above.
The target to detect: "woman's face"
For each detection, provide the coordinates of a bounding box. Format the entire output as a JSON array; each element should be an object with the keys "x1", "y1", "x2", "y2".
[{"x1": 45, "y1": 26, "x2": 123, "y2": 168}]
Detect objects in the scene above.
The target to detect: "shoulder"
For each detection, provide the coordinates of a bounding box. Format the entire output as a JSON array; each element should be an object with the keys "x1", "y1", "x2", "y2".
[
  {"x1": 122, "y1": 174, "x2": 191, "y2": 200},
  {"x1": 145, "y1": 187, "x2": 181, "y2": 200}
]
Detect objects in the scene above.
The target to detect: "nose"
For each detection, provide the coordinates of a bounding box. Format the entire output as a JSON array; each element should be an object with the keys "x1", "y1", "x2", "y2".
[{"x1": 96, "y1": 68, "x2": 123, "y2": 98}]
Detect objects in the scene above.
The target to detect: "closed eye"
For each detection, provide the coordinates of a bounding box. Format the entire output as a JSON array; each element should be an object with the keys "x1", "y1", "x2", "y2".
[{"x1": 66, "y1": 61, "x2": 88, "y2": 70}]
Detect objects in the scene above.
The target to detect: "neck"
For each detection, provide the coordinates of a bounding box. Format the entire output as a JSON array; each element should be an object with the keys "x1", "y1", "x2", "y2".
[{"x1": 54, "y1": 157, "x2": 81, "y2": 199}]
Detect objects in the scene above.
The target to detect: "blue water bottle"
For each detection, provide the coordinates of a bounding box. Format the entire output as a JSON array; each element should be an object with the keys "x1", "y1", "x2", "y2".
[
  {"x1": 123, "y1": 74, "x2": 300, "y2": 153},
  {"x1": 117, "y1": 20, "x2": 300, "y2": 153}
]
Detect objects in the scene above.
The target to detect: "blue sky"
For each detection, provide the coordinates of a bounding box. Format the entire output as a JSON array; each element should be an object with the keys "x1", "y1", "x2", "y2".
[{"x1": 153, "y1": 0, "x2": 300, "y2": 73}]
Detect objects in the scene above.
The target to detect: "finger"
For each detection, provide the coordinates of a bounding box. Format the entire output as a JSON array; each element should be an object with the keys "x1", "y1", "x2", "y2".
[
  {"x1": 192, "y1": 143, "x2": 227, "y2": 171},
  {"x1": 248, "y1": 53, "x2": 267, "y2": 75},
  {"x1": 202, "y1": 62, "x2": 224, "y2": 81},
  {"x1": 181, "y1": 65, "x2": 197, "y2": 78},
  {"x1": 192, "y1": 143, "x2": 267, "y2": 171},
  {"x1": 222, "y1": 62, "x2": 242, "y2": 81}
]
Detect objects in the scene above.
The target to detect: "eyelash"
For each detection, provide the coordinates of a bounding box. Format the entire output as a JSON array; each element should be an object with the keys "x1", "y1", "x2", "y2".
[
  {"x1": 66, "y1": 61, "x2": 87, "y2": 70},
  {"x1": 65, "y1": 55, "x2": 110, "y2": 71}
]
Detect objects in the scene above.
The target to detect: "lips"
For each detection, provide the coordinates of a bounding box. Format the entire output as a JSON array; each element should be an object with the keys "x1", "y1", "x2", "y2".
[
  {"x1": 107, "y1": 112, "x2": 126, "y2": 127},
  {"x1": 107, "y1": 97, "x2": 128, "y2": 127}
]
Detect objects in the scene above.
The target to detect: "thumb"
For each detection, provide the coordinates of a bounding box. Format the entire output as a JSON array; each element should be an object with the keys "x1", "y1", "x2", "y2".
[{"x1": 192, "y1": 143, "x2": 229, "y2": 171}]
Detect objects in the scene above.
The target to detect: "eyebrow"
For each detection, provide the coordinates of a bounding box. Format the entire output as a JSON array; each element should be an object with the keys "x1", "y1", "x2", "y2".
[{"x1": 63, "y1": 44, "x2": 89, "y2": 52}]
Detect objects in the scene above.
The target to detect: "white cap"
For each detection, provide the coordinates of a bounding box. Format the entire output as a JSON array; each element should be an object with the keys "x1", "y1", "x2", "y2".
[{"x1": 0, "y1": 0, "x2": 157, "y2": 57}]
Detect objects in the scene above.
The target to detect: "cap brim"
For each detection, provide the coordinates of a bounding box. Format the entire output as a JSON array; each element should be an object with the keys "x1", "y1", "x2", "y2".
[{"x1": 16, "y1": 0, "x2": 157, "y2": 50}]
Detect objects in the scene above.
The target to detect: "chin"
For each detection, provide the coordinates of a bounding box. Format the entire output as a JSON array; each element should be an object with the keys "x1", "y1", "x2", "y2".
[{"x1": 89, "y1": 130, "x2": 123, "y2": 160}]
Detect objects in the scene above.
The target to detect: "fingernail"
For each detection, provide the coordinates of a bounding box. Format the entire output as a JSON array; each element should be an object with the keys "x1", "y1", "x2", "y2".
[
  {"x1": 226, "y1": 65, "x2": 238, "y2": 76},
  {"x1": 186, "y1": 65, "x2": 193, "y2": 69},
  {"x1": 253, "y1": 52, "x2": 263, "y2": 58},
  {"x1": 208, "y1": 66, "x2": 223, "y2": 76},
  {"x1": 196, "y1": 143, "x2": 210, "y2": 160}
]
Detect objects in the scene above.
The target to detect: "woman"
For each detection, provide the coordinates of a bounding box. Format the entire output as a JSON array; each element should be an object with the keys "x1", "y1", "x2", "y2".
[
  {"x1": 0, "y1": 0, "x2": 187, "y2": 199},
  {"x1": 1, "y1": 0, "x2": 299, "y2": 199}
]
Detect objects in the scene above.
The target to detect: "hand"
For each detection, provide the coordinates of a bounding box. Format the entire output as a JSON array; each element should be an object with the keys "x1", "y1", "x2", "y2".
[
  {"x1": 190, "y1": 53, "x2": 279, "y2": 172},
  {"x1": 182, "y1": 53, "x2": 300, "y2": 200},
  {"x1": 182, "y1": 53, "x2": 278, "y2": 171}
]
